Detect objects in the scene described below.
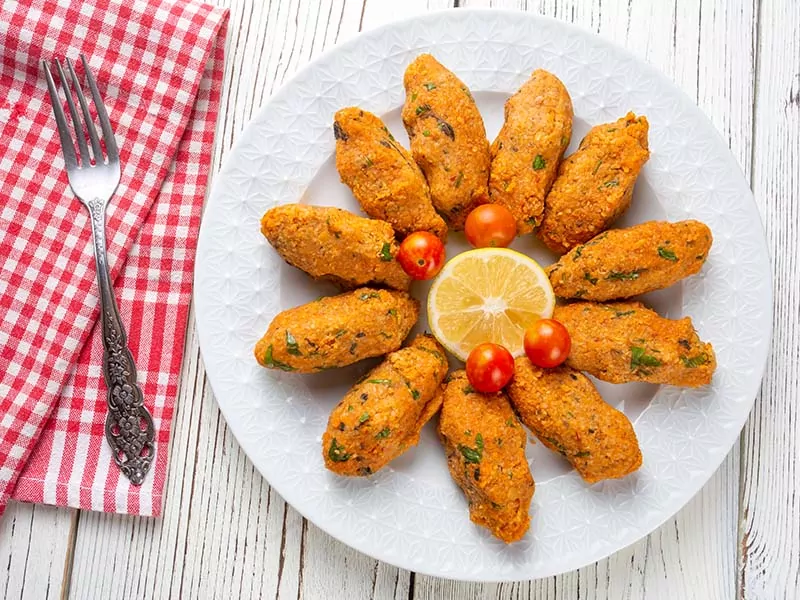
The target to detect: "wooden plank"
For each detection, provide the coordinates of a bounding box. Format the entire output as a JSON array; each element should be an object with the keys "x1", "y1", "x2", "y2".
[
  {"x1": 739, "y1": 0, "x2": 800, "y2": 598},
  {"x1": 0, "y1": 502, "x2": 76, "y2": 600},
  {"x1": 412, "y1": 0, "x2": 756, "y2": 597}
]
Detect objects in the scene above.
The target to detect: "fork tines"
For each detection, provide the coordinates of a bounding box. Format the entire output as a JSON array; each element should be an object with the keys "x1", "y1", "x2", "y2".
[{"x1": 42, "y1": 55, "x2": 119, "y2": 169}]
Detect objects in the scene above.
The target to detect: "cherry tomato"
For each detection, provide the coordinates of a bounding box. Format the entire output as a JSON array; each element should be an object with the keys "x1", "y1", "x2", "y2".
[
  {"x1": 397, "y1": 231, "x2": 446, "y2": 280},
  {"x1": 464, "y1": 204, "x2": 517, "y2": 248},
  {"x1": 465, "y1": 343, "x2": 515, "y2": 393},
  {"x1": 523, "y1": 319, "x2": 571, "y2": 368}
]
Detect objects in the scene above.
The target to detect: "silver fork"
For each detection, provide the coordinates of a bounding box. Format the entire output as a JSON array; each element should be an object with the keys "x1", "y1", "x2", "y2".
[{"x1": 42, "y1": 55, "x2": 154, "y2": 485}]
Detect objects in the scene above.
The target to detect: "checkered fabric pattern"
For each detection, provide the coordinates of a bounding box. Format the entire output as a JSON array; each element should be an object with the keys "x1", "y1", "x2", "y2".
[{"x1": 0, "y1": 0, "x2": 228, "y2": 516}]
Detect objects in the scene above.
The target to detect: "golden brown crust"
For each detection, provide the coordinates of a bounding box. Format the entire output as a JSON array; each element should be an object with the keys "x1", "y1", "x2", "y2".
[
  {"x1": 489, "y1": 70, "x2": 573, "y2": 234},
  {"x1": 537, "y1": 113, "x2": 650, "y2": 253},
  {"x1": 554, "y1": 301, "x2": 716, "y2": 386},
  {"x1": 261, "y1": 204, "x2": 412, "y2": 291},
  {"x1": 438, "y1": 371, "x2": 534, "y2": 543},
  {"x1": 401, "y1": 54, "x2": 490, "y2": 230},
  {"x1": 546, "y1": 220, "x2": 713, "y2": 301},
  {"x1": 334, "y1": 107, "x2": 447, "y2": 240},
  {"x1": 323, "y1": 334, "x2": 448, "y2": 475},
  {"x1": 254, "y1": 288, "x2": 418, "y2": 373},
  {"x1": 507, "y1": 358, "x2": 642, "y2": 484}
]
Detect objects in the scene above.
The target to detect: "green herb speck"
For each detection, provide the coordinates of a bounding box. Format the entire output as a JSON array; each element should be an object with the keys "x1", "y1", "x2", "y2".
[
  {"x1": 263, "y1": 345, "x2": 296, "y2": 371},
  {"x1": 454, "y1": 171, "x2": 464, "y2": 188},
  {"x1": 584, "y1": 272, "x2": 598, "y2": 285},
  {"x1": 658, "y1": 246, "x2": 678, "y2": 261},
  {"x1": 681, "y1": 354, "x2": 709, "y2": 368},
  {"x1": 359, "y1": 292, "x2": 381, "y2": 300},
  {"x1": 358, "y1": 413, "x2": 370, "y2": 424},
  {"x1": 379, "y1": 242, "x2": 393, "y2": 262},
  {"x1": 607, "y1": 270, "x2": 644, "y2": 281},
  {"x1": 328, "y1": 438, "x2": 351, "y2": 462},
  {"x1": 423, "y1": 82, "x2": 436, "y2": 91},
  {"x1": 285, "y1": 331, "x2": 302, "y2": 356},
  {"x1": 375, "y1": 427, "x2": 391, "y2": 439},
  {"x1": 422, "y1": 129, "x2": 431, "y2": 137},
  {"x1": 458, "y1": 444, "x2": 482, "y2": 464},
  {"x1": 630, "y1": 346, "x2": 662, "y2": 374},
  {"x1": 366, "y1": 378, "x2": 393, "y2": 385},
  {"x1": 532, "y1": 154, "x2": 546, "y2": 170}
]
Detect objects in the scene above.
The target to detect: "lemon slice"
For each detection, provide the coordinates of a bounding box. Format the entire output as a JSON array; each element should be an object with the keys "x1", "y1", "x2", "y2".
[{"x1": 427, "y1": 248, "x2": 555, "y2": 360}]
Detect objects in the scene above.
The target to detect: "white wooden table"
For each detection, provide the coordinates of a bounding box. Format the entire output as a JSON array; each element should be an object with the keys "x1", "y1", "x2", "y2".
[{"x1": 2, "y1": 0, "x2": 797, "y2": 598}]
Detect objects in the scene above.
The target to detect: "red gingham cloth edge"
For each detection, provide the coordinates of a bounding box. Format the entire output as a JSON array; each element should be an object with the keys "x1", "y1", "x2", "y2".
[{"x1": 0, "y1": 0, "x2": 229, "y2": 516}]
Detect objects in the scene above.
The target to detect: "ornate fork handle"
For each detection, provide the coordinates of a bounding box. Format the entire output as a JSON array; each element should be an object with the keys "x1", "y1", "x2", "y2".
[{"x1": 87, "y1": 198, "x2": 154, "y2": 485}]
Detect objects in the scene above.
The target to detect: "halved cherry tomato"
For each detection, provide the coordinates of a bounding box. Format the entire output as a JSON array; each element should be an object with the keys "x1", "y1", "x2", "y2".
[
  {"x1": 523, "y1": 319, "x2": 571, "y2": 368},
  {"x1": 464, "y1": 204, "x2": 517, "y2": 248},
  {"x1": 397, "y1": 231, "x2": 446, "y2": 280},
  {"x1": 466, "y1": 342, "x2": 515, "y2": 393}
]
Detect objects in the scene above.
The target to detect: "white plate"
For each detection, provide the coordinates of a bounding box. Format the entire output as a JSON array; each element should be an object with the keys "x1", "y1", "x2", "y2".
[{"x1": 194, "y1": 9, "x2": 772, "y2": 580}]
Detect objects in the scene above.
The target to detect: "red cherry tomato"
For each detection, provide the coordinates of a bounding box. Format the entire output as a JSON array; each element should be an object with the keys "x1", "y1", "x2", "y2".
[
  {"x1": 465, "y1": 343, "x2": 515, "y2": 393},
  {"x1": 523, "y1": 319, "x2": 571, "y2": 368},
  {"x1": 397, "y1": 231, "x2": 446, "y2": 280},
  {"x1": 464, "y1": 204, "x2": 517, "y2": 248}
]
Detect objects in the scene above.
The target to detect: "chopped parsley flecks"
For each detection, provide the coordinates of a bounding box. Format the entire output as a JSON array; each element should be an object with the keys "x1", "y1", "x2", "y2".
[
  {"x1": 285, "y1": 331, "x2": 301, "y2": 356},
  {"x1": 458, "y1": 433, "x2": 484, "y2": 464},
  {"x1": 263, "y1": 345, "x2": 295, "y2": 371},
  {"x1": 607, "y1": 269, "x2": 645, "y2": 281},
  {"x1": 630, "y1": 346, "x2": 662, "y2": 374},
  {"x1": 658, "y1": 246, "x2": 678, "y2": 261},
  {"x1": 681, "y1": 354, "x2": 709, "y2": 368},
  {"x1": 328, "y1": 438, "x2": 350, "y2": 462}
]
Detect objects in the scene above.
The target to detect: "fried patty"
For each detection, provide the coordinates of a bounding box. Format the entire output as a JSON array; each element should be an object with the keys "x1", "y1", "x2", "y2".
[
  {"x1": 334, "y1": 107, "x2": 447, "y2": 240},
  {"x1": 260, "y1": 204, "x2": 411, "y2": 291},
  {"x1": 401, "y1": 54, "x2": 490, "y2": 230},
  {"x1": 322, "y1": 334, "x2": 448, "y2": 476},
  {"x1": 254, "y1": 288, "x2": 418, "y2": 373},
  {"x1": 547, "y1": 220, "x2": 712, "y2": 301},
  {"x1": 438, "y1": 371, "x2": 534, "y2": 543},
  {"x1": 489, "y1": 69, "x2": 573, "y2": 234},
  {"x1": 554, "y1": 301, "x2": 716, "y2": 387},
  {"x1": 538, "y1": 113, "x2": 650, "y2": 253},
  {"x1": 507, "y1": 358, "x2": 642, "y2": 484}
]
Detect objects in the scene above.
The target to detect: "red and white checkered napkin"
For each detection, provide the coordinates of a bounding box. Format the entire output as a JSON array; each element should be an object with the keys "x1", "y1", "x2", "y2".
[{"x1": 0, "y1": 0, "x2": 228, "y2": 516}]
